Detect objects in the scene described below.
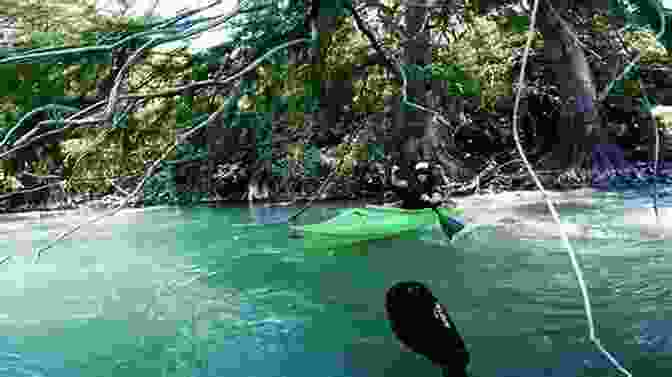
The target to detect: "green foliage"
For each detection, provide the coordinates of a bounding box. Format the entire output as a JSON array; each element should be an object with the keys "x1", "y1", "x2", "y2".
[
  {"x1": 174, "y1": 143, "x2": 207, "y2": 161},
  {"x1": 428, "y1": 63, "x2": 481, "y2": 97},
  {"x1": 0, "y1": 64, "x2": 21, "y2": 96},
  {"x1": 79, "y1": 31, "x2": 99, "y2": 46},
  {"x1": 368, "y1": 143, "x2": 385, "y2": 162},
  {"x1": 29, "y1": 31, "x2": 66, "y2": 48},
  {"x1": 142, "y1": 164, "x2": 176, "y2": 206},
  {"x1": 142, "y1": 143, "x2": 209, "y2": 206},
  {"x1": 433, "y1": 13, "x2": 538, "y2": 111},
  {"x1": 224, "y1": 0, "x2": 309, "y2": 60},
  {"x1": 255, "y1": 116, "x2": 273, "y2": 161},
  {"x1": 271, "y1": 158, "x2": 288, "y2": 177},
  {"x1": 401, "y1": 63, "x2": 481, "y2": 107},
  {"x1": 0, "y1": 30, "x2": 76, "y2": 143},
  {"x1": 230, "y1": 112, "x2": 262, "y2": 129},
  {"x1": 609, "y1": 0, "x2": 672, "y2": 51},
  {"x1": 492, "y1": 13, "x2": 531, "y2": 34},
  {"x1": 508, "y1": 15, "x2": 531, "y2": 34},
  {"x1": 192, "y1": 63, "x2": 209, "y2": 82},
  {"x1": 624, "y1": 29, "x2": 672, "y2": 63},
  {"x1": 77, "y1": 62, "x2": 98, "y2": 85},
  {"x1": 175, "y1": 97, "x2": 194, "y2": 127},
  {"x1": 320, "y1": 0, "x2": 353, "y2": 16},
  {"x1": 303, "y1": 144, "x2": 321, "y2": 177},
  {"x1": 609, "y1": 64, "x2": 641, "y2": 97},
  {"x1": 0, "y1": 109, "x2": 20, "y2": 134}
]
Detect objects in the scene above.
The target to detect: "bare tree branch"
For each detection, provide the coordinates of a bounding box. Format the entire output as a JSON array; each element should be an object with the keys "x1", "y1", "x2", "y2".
[
  {"x1": 347, "y1": 3, "x2": 403, "y2": 83},
  {"x1": 31, "y1": 36, "x2": 311, "y2": 262}
]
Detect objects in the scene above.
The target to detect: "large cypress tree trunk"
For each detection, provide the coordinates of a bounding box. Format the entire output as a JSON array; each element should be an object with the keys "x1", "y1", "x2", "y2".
[
  {"x1": 533, "y1": 1, "x2": 602, "y2": 171},
  {"x1": 391, "y1": 0, "x2": 433, "y2": 180}
]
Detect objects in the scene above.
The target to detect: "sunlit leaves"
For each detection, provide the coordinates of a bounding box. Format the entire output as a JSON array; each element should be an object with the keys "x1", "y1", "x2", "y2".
[
  {"x1": 623, "y1": 29, "x2": 672, "y2": 64},
  {"x1": 237, "y1": 94, "x2": 254, "y2": 112},
  {"x1": 592, "y1": 14, "x2": 610, "y2": 33},
  {"x1": 651, "y1": 105, "x2": 672, "y2": 129},
  {"x1": 287, "y1": 143, "x2": 304, "y2": 161},
  {"x1": 28, "y1": 31, "x2": 65, "y2": 48},
  {"x1": 432, "y1": 13, "x2": 540, "y2": 111},
  {"x1": 303, "y1": 144, "x2": 321, "y2": 177}
]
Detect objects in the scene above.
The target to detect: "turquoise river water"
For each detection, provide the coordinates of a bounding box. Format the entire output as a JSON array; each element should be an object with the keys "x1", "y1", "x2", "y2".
[{"x1": 0, "y1": 189, "x2": 671, "y2": 377}]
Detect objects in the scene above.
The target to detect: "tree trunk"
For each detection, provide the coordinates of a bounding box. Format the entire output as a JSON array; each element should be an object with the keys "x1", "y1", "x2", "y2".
[
  {"x1": 391, "y1": 0, "x2": 432, "y2": 179},
  {"x1": 534, "y1": 1, "x2": 602, "y2": 171},
  {"x1": 309, "y1": 8, "x2": 351, "y2": 147}
]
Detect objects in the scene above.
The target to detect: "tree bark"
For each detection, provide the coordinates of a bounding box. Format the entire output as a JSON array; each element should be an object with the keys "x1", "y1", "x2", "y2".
[
  {"x1": 534, "y1": 0, "x2": 601, "y2": 170},
  {"x1": 392, "y1": 0, "x2": 432, "y2": 178}
]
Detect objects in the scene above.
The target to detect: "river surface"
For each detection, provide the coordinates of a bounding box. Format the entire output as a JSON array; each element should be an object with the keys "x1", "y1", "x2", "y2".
[{"x1": 1, "y1": 189, "x2": 672, "y2": 377}]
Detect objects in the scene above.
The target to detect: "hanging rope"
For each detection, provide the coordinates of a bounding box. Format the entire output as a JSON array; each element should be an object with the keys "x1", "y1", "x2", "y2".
[
  {"x1": 639, "y1": 91, "x2": 661, "y2": 228},
  {"x1": 512, "y1": 0, "x2": 633, "y2": 375}
]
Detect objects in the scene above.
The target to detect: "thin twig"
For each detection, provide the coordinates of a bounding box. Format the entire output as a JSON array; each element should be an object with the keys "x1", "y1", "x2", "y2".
[{"x1": 108, "y1": 179, "x2": 130, "y2": 196}]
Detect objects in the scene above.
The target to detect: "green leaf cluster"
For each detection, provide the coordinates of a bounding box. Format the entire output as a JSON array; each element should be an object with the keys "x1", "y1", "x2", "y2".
[
  {"x1": 428, "y1": 63, "x2": 481, "y2": 97},
  {"x1": 29, "y1": 31, "x2": 66, "y2": 48},
  {"x1": 224, "y1": 0, "x2": 309, "y2": 61},
  {"x1": 610, "y1": 0, "x2": 672, "y2": 53},
  {"x1": 609, "y1": 64, "x2": 641, "y2": 97},
  {"x1": 433, "y1": 13, "x2": 540, "y2": 111},
  {"x1": 303, "y1": 144, "x2": 321, "y2": 177},
  {"x1": 142, "y1": 163, "x2": 208, "y2": 206},
  {"x1": 271, "y1": 158, "x2": 289, "y2": 177},
  {"x1": 368, "y1": 143, "x2": 385, "y2": 162}
]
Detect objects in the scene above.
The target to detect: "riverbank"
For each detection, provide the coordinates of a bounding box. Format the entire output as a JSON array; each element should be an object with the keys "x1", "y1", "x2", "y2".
[
  {"x1": 4, "y1": 184, "x2": 670, "y2": 245},
  {"x1": 0, "y1": 184, "x2": 586, "y2": 215},
  {"x1": 0, "y1": 185, "x2": 600, "y2": 224}
]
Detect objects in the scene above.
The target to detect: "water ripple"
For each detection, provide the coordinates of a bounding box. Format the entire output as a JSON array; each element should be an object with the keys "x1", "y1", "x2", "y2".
[{"x1": 0, "y1": 343, "x2": 64, "y2": 377}]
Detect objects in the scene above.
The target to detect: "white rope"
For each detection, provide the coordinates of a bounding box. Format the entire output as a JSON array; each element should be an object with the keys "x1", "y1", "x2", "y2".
[
  {"x1": 512, "y1": 0, "x2": 633, "y2": 375},
  {"x1": 649, "y1": 97, "x2": 661, "y2": 228},
  {"x1": 643, "y1": 0, "x2": 666, "y2": 229}
]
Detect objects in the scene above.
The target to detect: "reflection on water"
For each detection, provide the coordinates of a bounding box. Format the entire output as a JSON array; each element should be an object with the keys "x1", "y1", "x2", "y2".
[{"x1": 247, "y1": 205, "x2": 294, "y2": 225}]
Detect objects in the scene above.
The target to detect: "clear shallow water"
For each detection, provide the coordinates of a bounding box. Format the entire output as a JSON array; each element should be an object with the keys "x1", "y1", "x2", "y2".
[{"x1": 0, "y1": 192, "x2": 671, "y2": 377}]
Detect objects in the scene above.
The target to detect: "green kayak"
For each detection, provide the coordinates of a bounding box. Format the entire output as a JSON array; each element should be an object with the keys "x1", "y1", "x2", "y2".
[{"x1": 290, "y1": 205, "x2": 465, "y2": 249}]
